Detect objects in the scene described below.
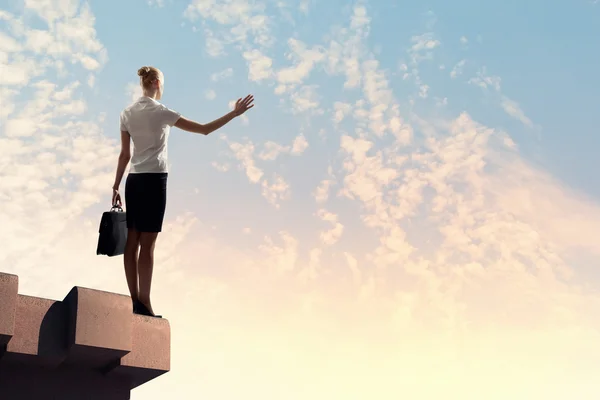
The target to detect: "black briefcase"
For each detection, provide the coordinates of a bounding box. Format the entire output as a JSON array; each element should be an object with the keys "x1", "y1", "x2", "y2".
[{"x1": 96, "y1": 205, "x2": 128, "y2": 256}]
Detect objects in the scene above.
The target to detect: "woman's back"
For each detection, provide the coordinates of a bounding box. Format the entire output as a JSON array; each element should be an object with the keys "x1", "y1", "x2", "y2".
[{"x1": 120, "y1": 96, "x2": 180, "y2": 174}]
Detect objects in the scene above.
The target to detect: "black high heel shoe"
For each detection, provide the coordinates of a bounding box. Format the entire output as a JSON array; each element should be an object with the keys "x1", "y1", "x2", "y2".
[{"x1": 133, "y1": 300, "x2": 162, "y2": 318}]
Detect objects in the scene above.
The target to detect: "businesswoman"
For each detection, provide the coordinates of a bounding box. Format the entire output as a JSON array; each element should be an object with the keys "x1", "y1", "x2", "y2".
[{"x1": 111, "y1": 66, "x2": 254, "y2": 317}]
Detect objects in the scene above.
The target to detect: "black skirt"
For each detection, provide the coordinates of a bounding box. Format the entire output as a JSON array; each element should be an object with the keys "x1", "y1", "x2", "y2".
[{"x1": 124, "y1": 172, "x2": 168, "y2": 233}]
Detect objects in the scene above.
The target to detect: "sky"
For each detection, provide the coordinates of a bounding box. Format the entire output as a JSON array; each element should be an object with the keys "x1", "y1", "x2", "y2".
[{"x1": 1, "y1": 0, "x2": 600, "y2": 398}]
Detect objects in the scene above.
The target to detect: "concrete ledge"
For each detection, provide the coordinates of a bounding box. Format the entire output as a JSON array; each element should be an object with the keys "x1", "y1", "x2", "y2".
[
  {"x1": 0, "y1": 271, "x2": 171, "y2": 398},
  {"x1": 108, "y1": 314, "x2": 171, "y2": 388},
  {"x1": 63, "y1": 287, "x2": 132, "y2": 368},
  {"x1": 4, "y1": 295, "x2": 67, "y2": 368},
  {"x1": 0, "y1": 273, "x2": 18, "y2": 347}
]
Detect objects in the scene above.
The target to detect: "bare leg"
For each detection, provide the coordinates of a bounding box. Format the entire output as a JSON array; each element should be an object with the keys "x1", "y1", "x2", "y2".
[
  {"x1": 124, "y1": 228, "x2": 141, "y2": 302},
  {"x1": 138, "y1": 231, "x2": 159, "y2": 315}
]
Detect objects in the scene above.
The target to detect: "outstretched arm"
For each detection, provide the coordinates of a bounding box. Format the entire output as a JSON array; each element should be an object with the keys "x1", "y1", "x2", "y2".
[
  {"x1": 175, "y1": 111, "x2": 236, "y2": 136},
  {"x1": 174, "y1": 94, "x2": 254, "y2": 135}
]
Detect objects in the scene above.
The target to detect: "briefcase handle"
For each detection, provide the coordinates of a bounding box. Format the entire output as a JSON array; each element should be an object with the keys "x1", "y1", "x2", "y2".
[{"x1": 110, "y1": 204, "x2": 124, "y2": 212}]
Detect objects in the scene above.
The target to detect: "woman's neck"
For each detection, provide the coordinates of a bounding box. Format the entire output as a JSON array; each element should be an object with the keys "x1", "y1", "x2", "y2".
[{"x1": 143, "y1": 90, "x2": 159, "y2": 99}]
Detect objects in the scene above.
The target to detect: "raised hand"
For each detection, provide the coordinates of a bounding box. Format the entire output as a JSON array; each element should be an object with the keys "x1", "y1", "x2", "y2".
[{"x1": 234, "y1": 95, "x2": 254, "y2": 116}]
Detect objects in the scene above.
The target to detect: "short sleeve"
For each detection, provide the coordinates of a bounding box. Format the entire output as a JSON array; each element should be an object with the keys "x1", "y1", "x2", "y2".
[
  {"x1": 119, "y1": 112, "x2": 128, "y2": 131},
  {"x1": 160, "y1": 105, "x2": 181, "y2": 126}
]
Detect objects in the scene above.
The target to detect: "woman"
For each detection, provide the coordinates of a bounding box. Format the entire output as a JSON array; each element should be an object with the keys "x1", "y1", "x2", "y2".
[{"x1": 111, "y1": 66, "x2": 254, "y2": 317}]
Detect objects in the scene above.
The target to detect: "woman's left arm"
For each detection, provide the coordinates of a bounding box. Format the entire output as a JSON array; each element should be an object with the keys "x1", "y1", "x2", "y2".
[{"x1": 112, "y1": 130, "x2": 131, "y2": 193}]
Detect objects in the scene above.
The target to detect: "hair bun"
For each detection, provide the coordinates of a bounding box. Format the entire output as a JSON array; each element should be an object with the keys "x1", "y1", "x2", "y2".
[
  {"x1": 137, "y1": 66, "x2": 150, "y2": 77},
  {"x1": 137, "y1": 66, "x2": 161, "y2": 89}
]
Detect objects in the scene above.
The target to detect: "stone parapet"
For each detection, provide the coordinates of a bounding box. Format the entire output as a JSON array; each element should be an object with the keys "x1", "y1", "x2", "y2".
[{"x1": 0, "y1": 272, "x2": 170, "y2": 399}]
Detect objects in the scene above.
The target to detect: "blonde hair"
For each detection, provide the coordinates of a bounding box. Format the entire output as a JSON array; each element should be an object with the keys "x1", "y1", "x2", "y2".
[{"x1": 137, "y1": 66, "x2": 161, "y2": 89}]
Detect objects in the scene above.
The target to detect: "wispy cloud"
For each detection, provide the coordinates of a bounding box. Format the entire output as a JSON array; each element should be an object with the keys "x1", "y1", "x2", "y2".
[
  {"x1": 468, "y1": 67, "x2": 538, "y2": 130},
  {"x1": 468, "y1": 67, "x2": 502, "y2": 91},
  {"x1": 183, "y1": 0, "x2": 273, "y2": 55},
  {"x1": 210, "y1": 67, "x2": 234, "y2": 81},
  {"x1": 501, "y1": 96, "x2": 534, "y2": 128},
  {"x1": 205, "y1": 89, "x2": 216, "y2": 100},
  {"x1": 147, "y1": 0, "x2": 166, "y2": 7},
  {"x1": 450, "y1": 59, "x2": 466, "y2": 78}
]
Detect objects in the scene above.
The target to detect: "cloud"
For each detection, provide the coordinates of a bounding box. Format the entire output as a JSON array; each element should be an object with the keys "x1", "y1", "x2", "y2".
[
  {"x1": 126, "y1": 82, "x2": 142, "y2": 103},
  {"x1": 468, "y1": 67, "x2": 502, "y2": 91},
  {"x1": 299, "y1": 0, "x2": 312, "y2": 13},
  {"x1": 183, "y1": 0, "x2": 273, "y2": 54},
  {"x1": 411, "y1": 33, "x2": 441, "y2": 52},
  {"x1": 203, "y1": 28, "x2": 226, "y2": 57},
  {"x1": 338, "y1": 134, "x2": 398, "y2": 204},
  {"x1": 501, "y1": 96, "x2": 534, "y2": 128},
  {"x1": 227, "y1": 139, "x2": 264, "y2": 183},
  {"x1": 276, "y1": 38, "x2": 325, "y2": 86},
  {"x1": 351, "y1": 4, "x2": 370, "y2": 28},
  {"x1": 291, "y1": 134, "x2": 308, "y2": 154},
  {"x1": 16, "y1": 1, "x2": 107, "y2": 69},
  {"x1": 258, "y1": 141, "x2": 288, "y2": 161},
  {"x1": 258, "y1": 231, "x2": 298, "y2": 274},
  {"x1": 257, "y1": 37, "x2": 331, "y2": 117},
  {"x1": 450, "y1": 59, "x2": 466, "y2": 78},
  {"x1": 333, "y1": 102, "x2": 353, "y2": 124},
  {"x1": 314, "y1": 169, "x2": 334, "y2": 204},
  {"x1": 323, "y1": 5, "x2": 370, "y2": 89},
  {"x1": 243, "y1": 49, "x2": 273, "y2": 81},
  {"x1": 0, "y1": 53, "x2": 46, "y2": 85},
  {"x1": 317, "y1": 209, "x2": 344, "y2": 246},
  {"x1": 343, "y1": 252, "x2": 361, "y2": 285},
  {"x1": 468, "y1": 67, "x2": 537, "y2": 129},
  {"x1": 257, "y1": 134, "x2": 309, "y2": 161},
  {"x1": 3, "y1": 118, "x2": 37, "y2": 138},
  {"x1": 218, "y1": 136, "x2": 293, "y2": 208},
  {"x1": 289, "y1": 84, "x2": 321, "y2": 114},
  {"x1": 210, "y1": 67, "x2": 233, "y2": 81},
  {"x1": 211, "y1": 160, "x2": 230, "y2": 172},
  {"x1": 147, "y1": 0, "x2": 166, "y2": 7},
  {"x1": 0, "y1": 30, "x2": 22, "y2": 52},
  {"x1": 261, "y1": 173, "x2": 291, "y2": 209},
  {"x1": 409, "y1": 32, "x2": 441, "y2": 66},
  {"x1": 205, "y1": 89, "x2": 216, "y2": 100},
  {"x1": 216, "y1": 131, "x2": 308, "y2": 208},
  {"x1": 0, "y1": 0, "x2": 119, "y2": 300}
]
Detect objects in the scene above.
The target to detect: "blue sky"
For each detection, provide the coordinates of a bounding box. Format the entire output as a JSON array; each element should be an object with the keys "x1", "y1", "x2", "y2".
[
  {"x1": 99, "y1": 0, "x2": 600, "y2": 201},
  {"x1": 2, "y1": 0, "x2": 600, "y2": 399},
  {"x1": 92, "y1": 0, "x2": 600, "y2": 242}
]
